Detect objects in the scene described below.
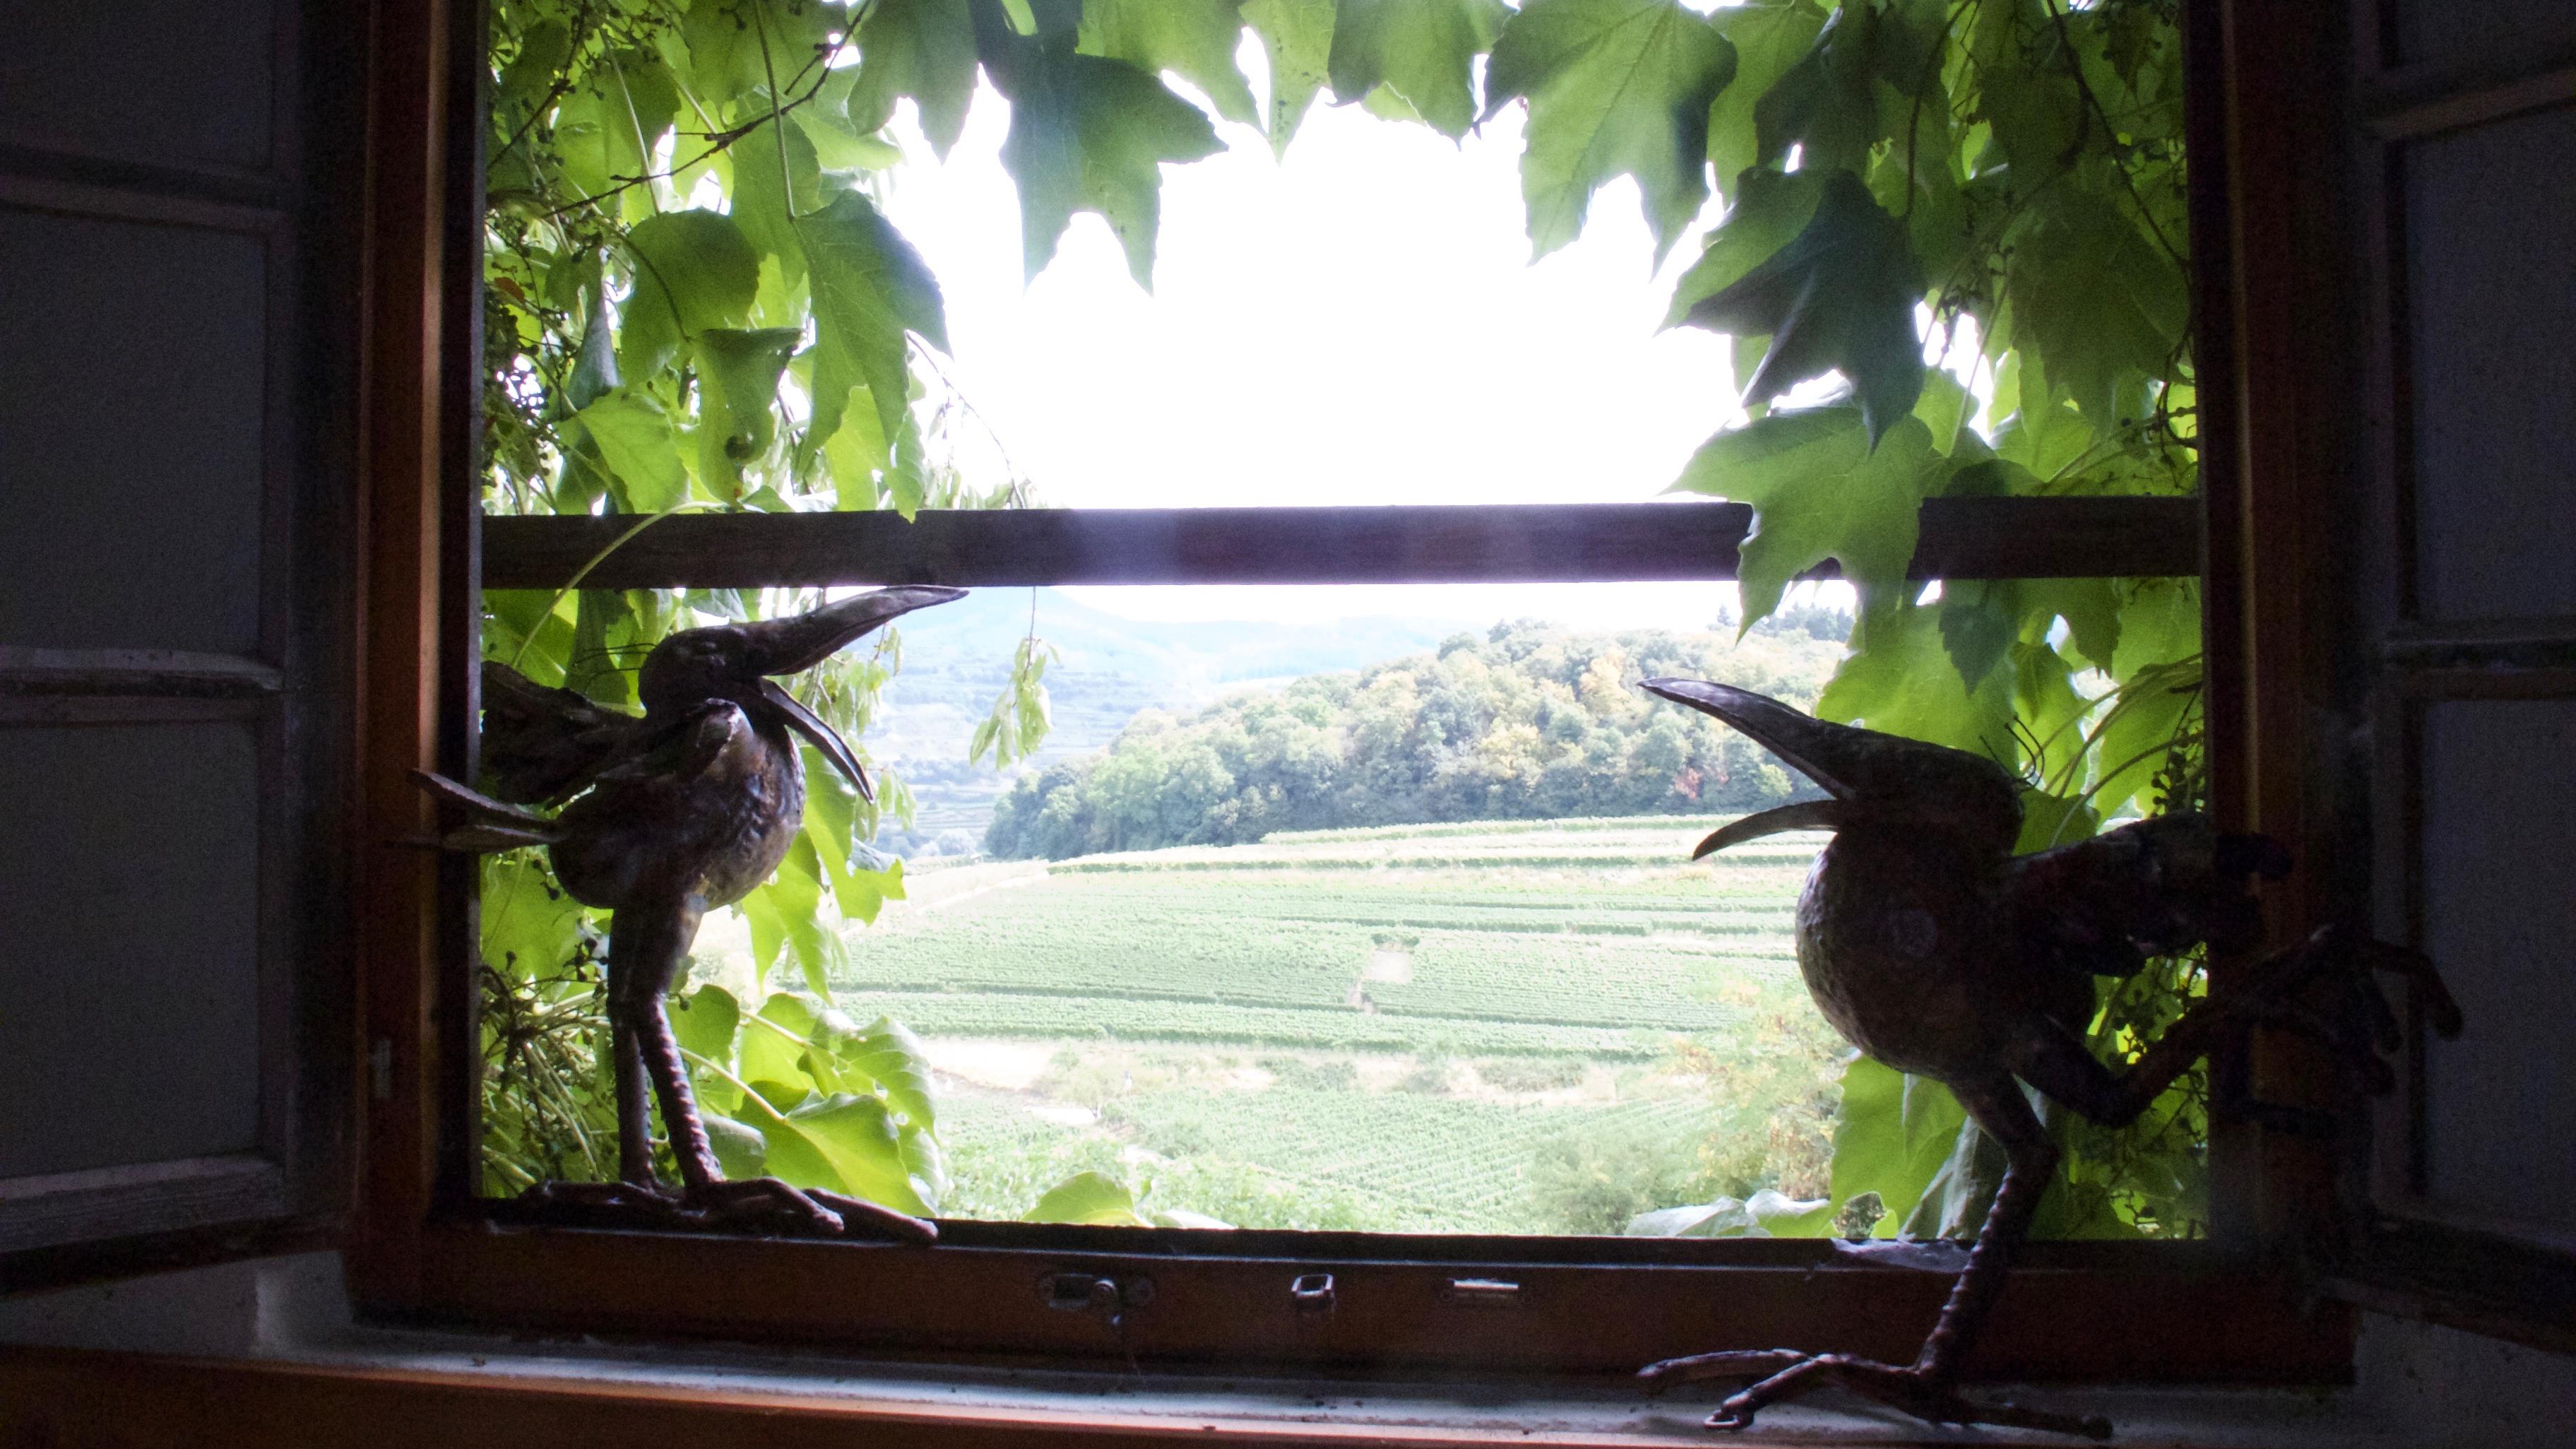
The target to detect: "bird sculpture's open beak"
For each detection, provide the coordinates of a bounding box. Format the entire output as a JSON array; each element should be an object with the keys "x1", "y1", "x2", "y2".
[
  {"x1": 1639, "y1": 679, "x2": 1864, "y2": 856},
  {"x1": 1639, "y1": 676, "x2": 2027, "y2": 858},
  {"x1": 742, "y1": 586, "x2": 967, "y2": 802},
  {"x1": 1638, "y1": 675, "x2": 2019, "y2": 856}
]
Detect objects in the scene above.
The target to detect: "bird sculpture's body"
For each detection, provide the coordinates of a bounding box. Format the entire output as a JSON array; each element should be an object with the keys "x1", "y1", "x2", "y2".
[
  {"x1": 420, "y1": 585, "x2": 964, "y2": 1239},
  {"x1": 1634, "y1": 680, "x2": 2459, "y2": 1438}
]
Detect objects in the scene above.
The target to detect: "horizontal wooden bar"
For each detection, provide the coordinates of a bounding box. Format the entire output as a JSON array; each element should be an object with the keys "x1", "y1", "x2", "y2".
[
  {"x1": 0, "y1": 646, "x2": 283, "y2": 697},
  {"x1": 2321, "y1": 1212, "x2": 2576, "y2": 1356},
  {"x1": 480, "y1": 497, "x2": 2201, "y2": 592},
  {"x1": 2363, "y1": 56, "x2": 2576, "y2": 141},
  {"x1": 0, "y1": 1156, "x2": 287, "y2": 1256}
]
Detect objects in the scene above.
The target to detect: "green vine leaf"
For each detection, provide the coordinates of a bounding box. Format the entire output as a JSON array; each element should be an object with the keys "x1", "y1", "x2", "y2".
[
  {"x1": 679, "y1": 0, "x2": 840, "y2": 107},
  {"x1": 823, "y1": 1014, "x2": 940, "y2": 1128},
  {"x1": 1078, "y1": 0, "x2": 1262, "y2": 130},
  {"x1": 988, "y1": 45, "x2": 1225, "y2": 288},
  {"x1": 552, "y1": 49, "x2": 679, "y2": 209},
  {"x1": 571, "y1": 389, "x2": 690, "y2": 514},
  {"x1": 672, "y1": 985, "x2": 744, "y2": 1072},
  {"x1": 1326, "y1": 0, "x2": 1509, "y2": 140},
  {"x1": 1663, "y1": 166, "x2": 1821, "y2": 327},
  {"x1": 1670, "y1": 408, "x2": 1937, "y2": 626},
  {"x1": 734, "y1": 110, "x2": 824, "y2": 279},
  {"x1": 694, "y1": 327, "x2": 802, "y2": 494},
  {"x1": 799, "y1": 191, "x2": 948, "y2": 466},
  {"x1": 739, "y1": 836, "x2": 847, "y2": 999},
  {"x1": 2002, "y1": 180, "x2": 2188, "y2": 430},
  {"x1": 495, "y1": 19, "x2": 572, "y2": 129},
  {"x1": 617, "y1": 210, "x2": 760, "y2": 383},
  {"x1": 1966, "y1": 0, "x2": 2083, "y2": 184},
  {"x1": 1823, "y1": 1057, "x2": 1964, "y2": 1238},
  {"x1": 1817, "y1": 600, "x2": 2013, "y2": 759},
  {"x1": 785, "y1": 1093, "x2": 930, "y2": 1212},
  {"x1": 846, "y1": 0, "x2": 980, "y2": 156},
  {"x1": 1481, "y1": 0, "x2": 1737, "y2": 264},
  {"x1": 565, "y1": 297, "x2": 619, "y2": 411},
  {"x1": 1680, "y1": 171, "x2": 1925, "y2": 446},
  {"x1": 1029, "y1": 1169, "x2": 1154, "y2": 1225},
  {"x1": 1244, "y1": 0, "x2": 1336, "y2": 153},
  {"x1": 1752, "y1": 0, "x2": 1944, "y2": 175},
  {"x1": 1704, "y1": 1, "x2": 1826, "y2": 191},
  {"x1": 1937, "y1": 578, "x2": 2019, "y2": 691}
]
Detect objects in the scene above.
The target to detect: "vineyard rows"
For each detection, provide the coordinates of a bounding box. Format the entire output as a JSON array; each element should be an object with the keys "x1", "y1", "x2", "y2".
[
  {"x1": 833, "y1": 820, "x2": 1815, "y2": 1049},
  {"x1": 840, "y1": 819, "x2": 1826, "y2": 1231},
  {"x1": 836, "y1": 989, "x2": 1670, "y2": 1058},
  {"x1": 1106, "y1": 1089, "x2": 1716, "y2": 1229}
]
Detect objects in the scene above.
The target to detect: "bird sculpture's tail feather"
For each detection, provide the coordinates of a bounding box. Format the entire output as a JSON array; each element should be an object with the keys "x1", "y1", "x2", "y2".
[
  {"x1": 480, "y1": 659, "x2": 643, "y2": 805},
  {"x1": 412, "y1": 769, "x2": 564, "y2": 852}
]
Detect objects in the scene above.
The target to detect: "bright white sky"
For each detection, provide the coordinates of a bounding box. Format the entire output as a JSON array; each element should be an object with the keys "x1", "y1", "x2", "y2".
[{"x1": 870, "y1": 54, "x2": 1854, "y2": 630}]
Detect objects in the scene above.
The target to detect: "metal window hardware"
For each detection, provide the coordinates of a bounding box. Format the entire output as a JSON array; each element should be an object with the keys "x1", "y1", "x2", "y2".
[
  {"x1": 1290, "y1": 1272, "x2": 1336, "y2": 1313},
  {"x1": 1442, "y1": 1277, "x2": 1524, "y2": 1308},
  {"x1": 1040, "y1": 1272, "x2": 1153, "y2": 1319}
]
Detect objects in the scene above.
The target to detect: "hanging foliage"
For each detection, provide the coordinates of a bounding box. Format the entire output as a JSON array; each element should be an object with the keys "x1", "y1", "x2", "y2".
[{"x1": 477, "y1": 0, "x2": 2207, "y2": 1235}]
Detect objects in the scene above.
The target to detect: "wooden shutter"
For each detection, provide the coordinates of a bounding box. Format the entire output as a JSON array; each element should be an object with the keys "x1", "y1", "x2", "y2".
[
  {"x1": 2296, "y1": 0, "x2": 2576, "y2": 1351},
  {"x1": 0, "y1": 0, "x2": 360, "y2": 1287}
]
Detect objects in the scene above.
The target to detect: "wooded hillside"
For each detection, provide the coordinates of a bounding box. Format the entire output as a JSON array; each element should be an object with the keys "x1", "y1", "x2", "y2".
[{"x1": 985, "y1": 611, "x2": 1847, "y2": 859}]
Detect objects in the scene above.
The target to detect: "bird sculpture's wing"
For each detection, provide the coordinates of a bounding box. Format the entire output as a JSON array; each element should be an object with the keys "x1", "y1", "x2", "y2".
[
  {"x1": 2003, "y1": 813, "x2": 2290, "y2": 990},
  {"x1": 547, "y1": 702, "x2": 762, "y2": 911},
  {"x1": 591, "y1": 699, "x2": 747, "y2": 790},
  {"x1": 480, "y1": 660, "x2": 647, "y2": 804}
]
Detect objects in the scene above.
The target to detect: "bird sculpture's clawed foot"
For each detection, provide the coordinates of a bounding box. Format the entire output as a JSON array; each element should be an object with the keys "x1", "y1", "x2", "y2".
[
  {"x1": 1640, "y1": 1350, "x2": 2111, "y2": 1440},
  {"x1": 2228, "y1": 926, "x2": 2463, "y2": 1120},
  {"x1": 515, "y1": 1178, "x2": 937, "y2": 1243}
]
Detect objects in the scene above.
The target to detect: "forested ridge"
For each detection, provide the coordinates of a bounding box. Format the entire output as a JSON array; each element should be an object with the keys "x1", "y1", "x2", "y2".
[{"x1": 986, "y1": 610, "x2": 1848, "y2": 860}]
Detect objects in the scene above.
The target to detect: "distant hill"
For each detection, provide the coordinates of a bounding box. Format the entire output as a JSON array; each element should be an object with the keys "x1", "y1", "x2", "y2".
[
  {"x1": 982, "y1": 618, "x2": 1847, "y2": 860},
  {"x1": 869, "y1": 589, "x2": 1471, "y2": 852}
]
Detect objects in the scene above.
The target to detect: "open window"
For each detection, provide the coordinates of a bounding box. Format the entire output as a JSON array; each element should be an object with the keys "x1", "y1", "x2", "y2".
[
  {"x1": 335, "y1": 0, "x2": 2377, "y2": 1383},
  {"x1": 11, "y1": 0, "x2": 2564, "y2": 1409}
]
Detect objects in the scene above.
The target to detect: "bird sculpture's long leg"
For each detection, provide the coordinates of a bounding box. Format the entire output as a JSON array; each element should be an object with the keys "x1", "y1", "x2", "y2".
[
  {"x1": 1642, "y1": 1075, "x2": 2111, "y2": 1441},
  {"x1": 610, "y1": 898, "x2": 843, "y2": 1232},
  {"x1": 523, "y1": 898, "x2": 938, "y2": 1242},
  {"x1": 612, "y1": 1017, "x2": 653, "y2": 1187}
]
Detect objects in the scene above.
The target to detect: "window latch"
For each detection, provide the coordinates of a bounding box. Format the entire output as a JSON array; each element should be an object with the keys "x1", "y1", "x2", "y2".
[{"x1": 1040, "y1": 1271, "x2": 1153, "y2": 1327}]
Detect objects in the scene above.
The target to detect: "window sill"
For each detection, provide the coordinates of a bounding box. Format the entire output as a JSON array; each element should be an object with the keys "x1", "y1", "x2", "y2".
[
  {"x1": 0, "y1": 1253, "x2": 2411, "y2": 1449},
  {"x1": 0, "y1": 1335, "x2": 2404, "y2": 1448},
  {"x1": 48, "y1": 1250, "x2": 2563, "y2": 1449}
]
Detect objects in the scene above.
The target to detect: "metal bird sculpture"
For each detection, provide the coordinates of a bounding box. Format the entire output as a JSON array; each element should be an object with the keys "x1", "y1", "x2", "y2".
[
  {"x1": 1633, "y1": 680, "x2": 2460, "y2": 1438},
  {"x1": 418, "y1": 585, "x2": 965, "y2": 1240}
]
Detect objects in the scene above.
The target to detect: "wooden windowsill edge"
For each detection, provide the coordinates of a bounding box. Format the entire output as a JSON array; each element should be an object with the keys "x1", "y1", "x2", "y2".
[{"x1": 0, "y1": 1338, "x2": 2392, "y2": 1449}]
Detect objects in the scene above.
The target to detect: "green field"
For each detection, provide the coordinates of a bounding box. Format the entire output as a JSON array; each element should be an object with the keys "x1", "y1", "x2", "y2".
[{"x1": 826, "y1": 817, "x2": 1840, "y2": 1234}]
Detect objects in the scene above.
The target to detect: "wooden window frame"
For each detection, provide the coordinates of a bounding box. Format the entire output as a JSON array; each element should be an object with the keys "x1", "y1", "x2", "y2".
[{"x1": 342, "y1": 0, "x2": 2369, "y2": 1389}]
